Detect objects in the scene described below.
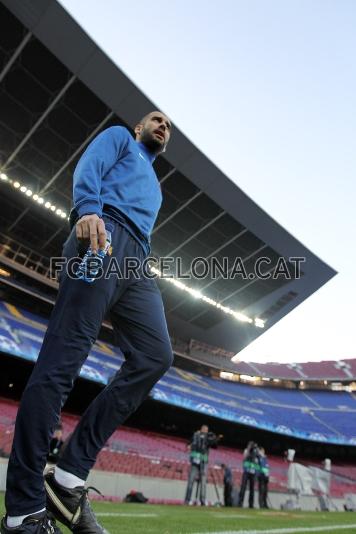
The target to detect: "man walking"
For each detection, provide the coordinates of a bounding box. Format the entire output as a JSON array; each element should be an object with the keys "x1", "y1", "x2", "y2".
[{"x1": 1, "y1": 112, "x2": 173, "y2": 533}]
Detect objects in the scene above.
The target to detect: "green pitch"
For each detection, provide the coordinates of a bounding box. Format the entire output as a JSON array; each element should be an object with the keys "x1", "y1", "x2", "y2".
[{"x1": 1, "y1": 495, "x2": 356, "y2": 533}]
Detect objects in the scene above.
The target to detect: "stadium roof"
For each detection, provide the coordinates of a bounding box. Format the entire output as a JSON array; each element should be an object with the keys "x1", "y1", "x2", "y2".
[{"x1": 0, "y1": 0, "x2": 336, "y2": 353}]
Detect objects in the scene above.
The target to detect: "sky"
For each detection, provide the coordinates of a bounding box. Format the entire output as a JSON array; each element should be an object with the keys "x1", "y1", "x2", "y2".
[{"x1": 59, "y1": 0, "x2": 356, "y2": 363}]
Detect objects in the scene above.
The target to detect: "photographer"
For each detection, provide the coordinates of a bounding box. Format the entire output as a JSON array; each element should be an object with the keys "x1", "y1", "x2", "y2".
[
  {"x1": 238, "y1": 441, "x2": 259, "y2": 508},
  {"x1": 184, "y1": 425, "x2": 220, "y2": 505},
  {"x1": 221, "y1": 464, "x2": 233, "y2": 507},
  {"x1": 257, "y1": 447, "x2": 270, "y2": 509}
]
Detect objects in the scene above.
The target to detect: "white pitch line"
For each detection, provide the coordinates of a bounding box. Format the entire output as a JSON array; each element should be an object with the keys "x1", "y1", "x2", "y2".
[
  {"x1": 96, "y1": 512, "x2": 158, "y2": 517},
  {"x1": 194, "y1": 524, "x2": 356, "y2": 534},
  {"x1": 209, "y1": 513, "x2": 250, "y2": 518}
]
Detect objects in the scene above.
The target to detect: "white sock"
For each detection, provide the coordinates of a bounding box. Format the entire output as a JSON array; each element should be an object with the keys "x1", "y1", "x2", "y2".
[
  {"x1": 55, "y1": 466, "x2": 85, "y2": 489},
  {"x1": 7, "y1": 509, "x2": 46, "y2": 528}
]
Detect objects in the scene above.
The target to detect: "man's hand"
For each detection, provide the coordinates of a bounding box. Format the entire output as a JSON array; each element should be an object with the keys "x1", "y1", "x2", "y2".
[{"x1": 76, "y1": 214, "x2": 106, "y2": 254}]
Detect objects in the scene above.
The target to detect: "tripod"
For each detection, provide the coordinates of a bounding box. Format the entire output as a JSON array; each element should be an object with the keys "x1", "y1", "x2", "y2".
[
  {"x1": 211, "y1": 469, "x2": 223, "y2": 507},
  {"x1": 194, "y1": 462, "x2": 206, "y2": 505},
  {"x1": 194, "y1": 465, "x2": 222, "y2": 506}
]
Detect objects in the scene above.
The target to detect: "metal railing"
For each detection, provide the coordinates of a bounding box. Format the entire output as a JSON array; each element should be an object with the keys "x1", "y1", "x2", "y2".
[{"x1": 0, "y1": 233, "x2": 52, "y2": 279}]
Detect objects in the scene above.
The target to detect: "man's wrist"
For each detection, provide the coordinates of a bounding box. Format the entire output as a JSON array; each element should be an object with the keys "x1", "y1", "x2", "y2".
[
  {"x1": 78, "y1": 212, "x2": 100, "y2": 219},
  {"x1": 76, "y1": 200, "x2": 102, "y2": 219}
]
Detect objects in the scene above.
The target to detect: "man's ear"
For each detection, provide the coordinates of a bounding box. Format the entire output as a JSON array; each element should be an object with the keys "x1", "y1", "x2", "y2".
[{"x1": 134, "y1": 123, "x2": 143, "y2": 137}]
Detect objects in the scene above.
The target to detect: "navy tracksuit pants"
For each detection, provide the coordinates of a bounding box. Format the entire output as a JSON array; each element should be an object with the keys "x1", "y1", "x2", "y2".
[{"x1": 5, "y1": 219, "x2": 173, "y2": 515}]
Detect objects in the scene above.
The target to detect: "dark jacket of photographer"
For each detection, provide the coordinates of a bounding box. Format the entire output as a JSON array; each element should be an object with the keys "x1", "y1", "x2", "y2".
[
  {"x1": 243, "y1": 444, "x2": 260, "y2": 475},
  {"x1": 189, "y1": 431, "x2": 218, "y2": 465}
]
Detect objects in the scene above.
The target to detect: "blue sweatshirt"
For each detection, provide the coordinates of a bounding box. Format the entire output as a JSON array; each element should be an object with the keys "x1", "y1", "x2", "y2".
[{"x1": 72, "y1": 126, "x2": 162, "y2": 253}]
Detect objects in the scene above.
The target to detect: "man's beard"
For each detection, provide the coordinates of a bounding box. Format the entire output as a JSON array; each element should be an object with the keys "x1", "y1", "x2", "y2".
[{"x1": 140, "y1": 128, "x2": 164, "y2": 153}]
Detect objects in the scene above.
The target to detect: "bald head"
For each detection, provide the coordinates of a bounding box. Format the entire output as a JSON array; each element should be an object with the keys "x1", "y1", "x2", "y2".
[{"x1": 138, "y1": 111, "x2": 171, "y2": 127}]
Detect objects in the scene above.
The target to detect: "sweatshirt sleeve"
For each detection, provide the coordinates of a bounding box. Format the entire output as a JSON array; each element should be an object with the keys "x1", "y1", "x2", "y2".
[{"x1": 73, "y1": 126, "x2": 128, "y2": 218}]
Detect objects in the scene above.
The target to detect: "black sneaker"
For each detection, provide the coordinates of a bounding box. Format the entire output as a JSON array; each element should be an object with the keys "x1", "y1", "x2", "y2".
[
  {"x1": 0, "y1": 511, "x2": 62, "y2": 533},
  {"x1": 44, "y1": 471, "x2": 105, "y2": 533}
]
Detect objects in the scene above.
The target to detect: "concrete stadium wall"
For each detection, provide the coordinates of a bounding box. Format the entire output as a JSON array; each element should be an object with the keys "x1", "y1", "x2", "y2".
[{"x1": 0, "y1": 458, "x2": 347, "y2": 512}]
